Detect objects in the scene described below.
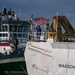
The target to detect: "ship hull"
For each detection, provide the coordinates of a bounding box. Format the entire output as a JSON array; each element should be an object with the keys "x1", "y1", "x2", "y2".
[
  {"x1": 25, "y1": 42, "x2": 75, "y2": 75},
  {"x1": 0, "y1": 61, "x2": 28, "y2": 75}
]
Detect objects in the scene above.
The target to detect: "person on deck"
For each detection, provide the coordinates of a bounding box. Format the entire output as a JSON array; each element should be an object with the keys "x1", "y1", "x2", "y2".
[
  {"x1": 12, "y1": 36, "x2": 18, "y2": 50},
  {"x1": 36, "y1": 25, "x2": 42, "y2": 41}
]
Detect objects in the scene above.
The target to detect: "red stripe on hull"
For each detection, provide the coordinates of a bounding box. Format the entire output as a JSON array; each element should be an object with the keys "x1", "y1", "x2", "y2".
[{"x1": 0, "y1": 44, "x2": 10, "y2": 46}]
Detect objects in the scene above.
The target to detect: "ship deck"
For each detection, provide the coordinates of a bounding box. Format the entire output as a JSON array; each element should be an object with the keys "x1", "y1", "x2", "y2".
[
  {"x1": 0, "y1": 46, "x2": 28, "y2": 75},
  {"x1": 0, "y1": 47, "x2": 25, "y2": 64}
]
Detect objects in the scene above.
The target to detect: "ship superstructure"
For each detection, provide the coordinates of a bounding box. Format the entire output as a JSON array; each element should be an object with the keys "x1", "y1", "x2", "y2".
[
  {"x1": 0, "y1": 7, "x2": 30, "y2": 75},
  {"x1": 25, "y1": 16, "x2": 75, "y2": 75}
]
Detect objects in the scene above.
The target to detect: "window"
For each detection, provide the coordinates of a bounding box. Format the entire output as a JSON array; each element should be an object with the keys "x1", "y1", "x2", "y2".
[
  {"x1": 1, "y1": 26, "x2": 8, "y2": 31},
  {"x1": 0, "y1": 33, "x2": 8, "y2": 37},
  {"x1": 14, "y1": 26, "x2": 17, "y2": 32},
  {"x1": 10, "y1": 25, "x2": 18, "y2": 32},
  {"x1": 9, "y1": 26, "x2": 12, "y2": 32},
  {"x1": 18, "y1": 26, "x2": 22, "y2": 32},
  {"x1": 23, "y1": 26, "x2": 28, "y2": 32},
  {"x1": 18, "y1": 34, "x2": 22, "y2": 37},
  {"x1": 12, "y1": 26, "x2": 16, "y2": 32},
  {"x1": 10, "y1": 33, "x2": 12, "y2": 37},
  {"x1": 13, "y1": 33, "x2": 17, "y2": 37},
  {"x1": 0, "y1": 34, "x2": 2, "y2": 37},
  {"x1": 5, "y1": 26, "x2": 8, "y2": 31},
  {"x1": 2, "y1": 26, "x2": 4, "y2": 31},
  {"x1": 23, "y1": 34, "x2": 28, "y2": 38},
  {"x1": 0, "y1": 25, "x2": 1, "y2": 31}
]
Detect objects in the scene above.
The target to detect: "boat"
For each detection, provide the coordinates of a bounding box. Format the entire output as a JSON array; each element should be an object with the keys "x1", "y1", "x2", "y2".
[
  {"x1": 0, "y1": 7, "x2": 30, "y2": 75},
  {"x1": 25, "y1": 16, "x2": 75, "y2": 75}
]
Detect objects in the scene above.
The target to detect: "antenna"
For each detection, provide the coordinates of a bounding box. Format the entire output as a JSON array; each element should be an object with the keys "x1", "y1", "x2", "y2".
[
  {"x1": 18, "y1": 0, "x2": 22, "y2": 20},
  {"x1": 2, "y1": 6, "x2": 7, "y2": 16}
]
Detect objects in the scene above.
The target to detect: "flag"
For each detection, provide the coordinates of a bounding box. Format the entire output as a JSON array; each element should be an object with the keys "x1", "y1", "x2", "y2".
[{"x1": 34, "y1": 17, "x2": 49, "y2": 26}]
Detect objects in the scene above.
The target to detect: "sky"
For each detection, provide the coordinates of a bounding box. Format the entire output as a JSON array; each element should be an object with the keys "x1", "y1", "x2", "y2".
[{"x1": 0, "y1": 0, "x2": 75, "y2": 27}]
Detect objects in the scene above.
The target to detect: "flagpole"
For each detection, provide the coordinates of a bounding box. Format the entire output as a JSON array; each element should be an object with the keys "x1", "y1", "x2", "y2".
[{"x1": 56, "y1": 11, "x2": 58, "y2": 37}]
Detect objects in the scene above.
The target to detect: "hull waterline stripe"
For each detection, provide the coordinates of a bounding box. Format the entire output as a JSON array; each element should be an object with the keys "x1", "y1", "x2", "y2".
[{"x1": 0, "y1": 44, "x2": 10, "y2": 46}]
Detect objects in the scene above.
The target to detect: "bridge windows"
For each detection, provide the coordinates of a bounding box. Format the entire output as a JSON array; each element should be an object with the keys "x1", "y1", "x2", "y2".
[
  {"x1": 0, "y1": 25, "x2": 8, "y2": 32},
  {"x1": 9, "y1": 25, "x2": 17, "y2": 32},
  {"x1": 9, "y1": 24, "x2": 29, "y2": 43},
  {"x1": 2, "y1": 26, "x2": 8, "y2": 31},
  {"x1": 0, "y1": 33, "x2": 9, "y2": 43},
  {"x1": 9, "y1": 25, "x2": 29, "y2": 32},
  {"x1": 0, "y1": 33, "x2": 8, "y2": 37},
  {"x1": 3, "y1": 33, "x2": 8, "y2": 37}
]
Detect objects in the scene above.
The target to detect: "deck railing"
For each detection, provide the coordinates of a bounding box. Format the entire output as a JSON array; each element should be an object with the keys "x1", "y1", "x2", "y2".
[{"x1": 29, "y1": 32, "x2": 48, "y2": 42}]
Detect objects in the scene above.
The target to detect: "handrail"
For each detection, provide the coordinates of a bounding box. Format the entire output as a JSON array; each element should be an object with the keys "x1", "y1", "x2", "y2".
[{"x1": 29, "y1": 32, "x2": 48, "y2": 42}]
